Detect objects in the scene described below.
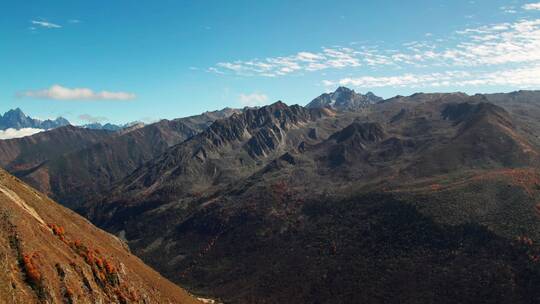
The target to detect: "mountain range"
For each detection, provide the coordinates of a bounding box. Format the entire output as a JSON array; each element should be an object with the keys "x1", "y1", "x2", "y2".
[
  {"x1": 0, "y1": 107, "x2": 240, "y2": 209},
  {"x1": 78, "y1": 90, "x2": 540, "y2": 303},
  {"x1": 0, "y1": 108, "x2": 141, "y2": 133},
  {"x1": 3, "y1": 87, "x2": 540, "y2": 303},
  {"x1": 0, "y1": 108, "x2": 69, "y2": 131},
  {"x1": 80, "y1": 122, "x2": 142, "y2": 131}
]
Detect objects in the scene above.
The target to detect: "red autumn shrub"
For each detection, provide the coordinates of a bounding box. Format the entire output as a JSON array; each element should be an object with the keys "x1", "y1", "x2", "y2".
[
  {"x1": 47, "y1": 223, "x2": 65, "y2": 236},
  {"x1": 95, "y1": 257, "x2": 104, "y2": 269},
  {"x1": 104, "y1": 260, "x2": 116, "y2": 274},
  {"x1": 22, "y1": 254, "x2": 41, "y2": 283}
]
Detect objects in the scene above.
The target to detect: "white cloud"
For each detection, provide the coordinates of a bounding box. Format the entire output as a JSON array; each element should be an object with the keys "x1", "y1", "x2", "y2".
[
  {"x1": 238, "y1": 93, "x2": 269, "y2": 107},
  {"x1": 441, "y1": 19, "x2": 540, "y2": 66},
  {"x1": 212, "y1": 48, "x2": 363, "y2": 77},
  {"x1": 20, "y1": 85, "x2": 136, "y2": 101},
  {"x1": 523, "y1": 2, "x2": 540, "y2": 10},
  {"x1": 500, "y1": 6, "x2": 517, "y2": 13},
  {"x1": 0, "y1": 128, "x2": 44, "y2": 140},
  {"x1": 31, "y1": 20, "x2": 61, "y2": 29},
  {"x1": 210, "y1": 17, "x2": 540, "y2": 79},
  {"x1": 323, "y1": 65, "x2": 540, "y2": 89}
]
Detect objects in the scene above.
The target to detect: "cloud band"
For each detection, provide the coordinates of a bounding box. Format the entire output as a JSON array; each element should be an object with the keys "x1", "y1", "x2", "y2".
[{"x1": 19, "y1": 85, "x2": 136, "y2": 101}]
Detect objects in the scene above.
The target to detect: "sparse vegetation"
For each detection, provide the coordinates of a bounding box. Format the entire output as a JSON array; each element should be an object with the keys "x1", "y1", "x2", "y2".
[
  {"x1": 20, "y1": 252, "x2": 49, "y2": 302},
  {"x1": 22, "y1": 253, "x2": 41, "y2": 285},
  {"x1": 46, "y1": 222, "x2": 127, "y2": 297}
]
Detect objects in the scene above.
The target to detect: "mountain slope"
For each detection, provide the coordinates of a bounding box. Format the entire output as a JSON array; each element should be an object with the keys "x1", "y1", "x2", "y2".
[
  {"x1": 0, "y1": 126, "x2": 113, "y2": 171},
  {"x1": 79, "y1": 92, "x2": 540, "y2": 303},
  {"x1": 0, "y1": 167, "x2": 201, "y2": 304},
  {"x1": 150, "y1": 192, "x2": 540, "y2": 304},
  {"x1": 85, "y1": 102, "x2": 334, "y2": 223},
  {"x1": 406, "y1": 101, "x2": 538, "y2": 177},
  {"x1": 3, "y1": 108, "x2": 239, "y2": 209}
]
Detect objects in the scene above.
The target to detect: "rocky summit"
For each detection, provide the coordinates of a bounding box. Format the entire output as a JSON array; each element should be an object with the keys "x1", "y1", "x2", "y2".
[{"x1": 307, "y1": 87, "x2": 383, "y2": 111}]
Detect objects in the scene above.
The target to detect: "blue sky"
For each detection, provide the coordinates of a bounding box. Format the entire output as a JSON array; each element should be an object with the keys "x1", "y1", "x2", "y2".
[{"x1": 1, "y1": 0, "x2": 540, "y2": 125}]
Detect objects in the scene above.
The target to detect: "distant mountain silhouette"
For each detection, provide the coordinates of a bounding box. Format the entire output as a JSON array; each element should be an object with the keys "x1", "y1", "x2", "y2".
[{"x1": 0, "y1": 108, "x2": 69, "y2": 130}]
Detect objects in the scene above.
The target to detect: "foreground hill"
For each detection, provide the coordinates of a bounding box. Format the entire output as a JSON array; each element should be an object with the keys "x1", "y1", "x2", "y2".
[
  {"x1": 0, "y1": 168, "x2": 201, "y2": 304},
  {"x1": 80, "y1": 90, "x2": 540, "y2": 303}
]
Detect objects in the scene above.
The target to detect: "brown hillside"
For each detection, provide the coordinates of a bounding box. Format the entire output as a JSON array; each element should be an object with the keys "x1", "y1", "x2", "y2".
[{"x1": 0, "y1": 168, "x2": 201, "y2": 304}]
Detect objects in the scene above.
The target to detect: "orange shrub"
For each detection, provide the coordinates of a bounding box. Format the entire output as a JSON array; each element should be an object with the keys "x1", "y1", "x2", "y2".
[
  {"x1": 65, "y1": 287, "x2": 74, "y2": 299},
  {"x1": 47, "y1": 223, "x2": 65, "y2": 236},
  {"x1": 95, "y1": 257, "x2": 104, "y2": 269},
  {"x1": 104, "y1": 260, "x2": 116, "y2": 274},
  {"x1": 84, "y1": 251, "x2": 95, "y2": 264},
  {"x1": 22, "y1": 254, "x2": 41, "y2": 283}
]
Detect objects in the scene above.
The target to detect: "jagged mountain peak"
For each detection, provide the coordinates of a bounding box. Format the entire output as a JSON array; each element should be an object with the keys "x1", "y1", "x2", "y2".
[
  {"x1": 214, "y1": 101, "x2": 326, "y2": 134},
  {"x1": 198, "y1": 101, "x2": 331, "y2": 156},
  {"x1": 4, "y1": 107, "x2": 25, "y2": 116},
  {"x1": 0, "y1": 108, "x2": 70, "y2": 131},
  {"x1": 307, "y1": 87, "x2": 383, "y2": 111},
  {"x1": 2, "y1": 108, "x2": 30, "y2": 122},
  {"x1": 88, "y1": 102, "x2": 334, "y2": 208},
  {"x1": 335, "y1": 86, "x2": 354, "y2": 93}
]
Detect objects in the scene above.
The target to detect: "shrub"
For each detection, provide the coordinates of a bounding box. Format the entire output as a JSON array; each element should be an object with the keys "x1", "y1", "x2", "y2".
[
  {"x1": 22, "y1": 254, "x2": 41, "y2": 283},
  {"x1": 47, "y1": 223, "x2": 65, "y2": 237},
  {"x1": 104, "y1": 260, "x2": 116, "y2": 274}
]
